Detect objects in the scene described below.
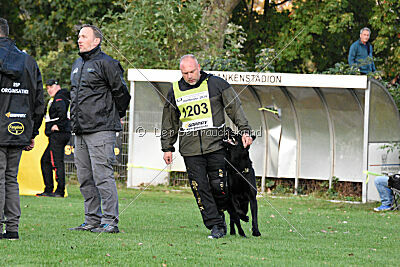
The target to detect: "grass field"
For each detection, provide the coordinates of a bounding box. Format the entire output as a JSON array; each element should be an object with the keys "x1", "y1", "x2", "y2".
[{"x1": 2, "y1": 184, "x2": 399, "y2": 266}]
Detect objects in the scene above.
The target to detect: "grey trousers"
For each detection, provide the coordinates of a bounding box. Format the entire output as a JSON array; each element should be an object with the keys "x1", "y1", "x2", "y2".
[
  {"x1": 0, "y1": 147, "x2": 23, "y2": 232},
  {"x1": 74, "y1": 131, "x2": 119, "y2": 226}
]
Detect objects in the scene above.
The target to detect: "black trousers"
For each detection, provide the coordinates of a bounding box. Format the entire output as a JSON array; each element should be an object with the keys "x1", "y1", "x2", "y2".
[
  {"x1": 184, "y1": 149, "x2": 229, "y2": 230},
  {"x1": 40, "y1": 132, "x2": 71, "y2": 195}
]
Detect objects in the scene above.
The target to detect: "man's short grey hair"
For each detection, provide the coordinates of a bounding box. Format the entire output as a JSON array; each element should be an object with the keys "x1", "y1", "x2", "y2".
[
  {"x1": 81, "y1": 24, "x2": 103, "y2": 44},
  {"x1": 360, "y1": 27, "x2": 371, "y2": 35},
  {"x1": 180, "y1": 54, "x2": 198, "y2": 65},
  {"x1": 0, "y1": 18, "x2": 9, "y2": 37}
]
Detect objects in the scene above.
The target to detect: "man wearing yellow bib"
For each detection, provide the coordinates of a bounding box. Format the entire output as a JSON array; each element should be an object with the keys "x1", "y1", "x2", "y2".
[{"x1": 161, "y1": 55, "x2": 253, "y2": 239}]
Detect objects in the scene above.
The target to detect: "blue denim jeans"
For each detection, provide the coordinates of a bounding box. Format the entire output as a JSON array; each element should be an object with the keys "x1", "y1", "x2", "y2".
[{"x1": 374, "y1": 176, "x2": 393, "y2": 206}]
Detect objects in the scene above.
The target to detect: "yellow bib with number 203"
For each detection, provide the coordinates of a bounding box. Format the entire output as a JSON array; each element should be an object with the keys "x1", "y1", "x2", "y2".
[{"x1": 173, "y1": 79, "x2": 213, "y2": 132}]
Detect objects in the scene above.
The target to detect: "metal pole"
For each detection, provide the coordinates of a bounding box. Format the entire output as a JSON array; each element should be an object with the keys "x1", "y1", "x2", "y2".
[
  {"x1": 127, "y1": 81, "x2": 135, "y2": 188},
  {"x1": 362, "y1": 79, "x2": 371, "y2": 203}
]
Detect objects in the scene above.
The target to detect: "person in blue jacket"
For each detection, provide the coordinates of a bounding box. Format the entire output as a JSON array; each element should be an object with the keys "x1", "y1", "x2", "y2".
[{"x1": 348, "y1": 27, "x2": 376, "y2": 74}]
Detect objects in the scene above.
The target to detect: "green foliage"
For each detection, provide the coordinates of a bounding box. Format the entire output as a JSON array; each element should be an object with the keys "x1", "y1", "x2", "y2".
[
  {"x1": 230, "y1": 0, "x2": 290, "y2": 70},
  {"x1": 101, "y1": 0, "x2": 209, "y2": 70},
  {"x1": 3, "y1": 0, "x2": 121, "y2": 86},
  {"x1": 18, "y1": 0, "x2": 120, "y2": 57},
  {"x1": 322, "y1": 62, "x2": 361, "y2": 75},
  {"x1": 369, "y1": 0, "x2": 400, "y2": 79},
  {"x1": 255, "y1": 48, "x2": 277, "y2": 72},
  {"x1": 273, "y1": 0, "x2": 375, "y2": 73},
  {"x1": 200, "y1": 23, "x2": 248, "y2": 71}
]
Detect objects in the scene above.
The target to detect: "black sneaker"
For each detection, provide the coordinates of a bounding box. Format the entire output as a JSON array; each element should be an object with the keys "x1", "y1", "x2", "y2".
[
  {"x1": 54, "y1": 193, "x2": 64, "y2": 198},
  {"x1": 68, "y1": 223, "x2": 99, "y2": 231},
  {"x1": 3, "y1": 231, "x2": 19, "y2": 240},
  {"x1": 90, "y1": 224, "x2": 120, "y2": 233},
  {"x1": 36, "y1": 192, "x2": 55, "y2": 197},
  {"x1": 208, "y1": 225, "x2": 225, "y2": 239}
]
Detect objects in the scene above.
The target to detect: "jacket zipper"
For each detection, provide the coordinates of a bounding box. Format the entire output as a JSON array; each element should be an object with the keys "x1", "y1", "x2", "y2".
[{"x1": 75, "y1": 60, "x2": 85, "y2": 132}]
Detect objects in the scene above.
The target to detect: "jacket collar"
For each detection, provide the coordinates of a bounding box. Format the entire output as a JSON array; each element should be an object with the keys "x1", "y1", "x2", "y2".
[
  {"x1": 78, "y1": 45, "x2": 101, "y2": 61},
  {"x1": 0, "y1": 37, "x2": 14, "y2": 46}
]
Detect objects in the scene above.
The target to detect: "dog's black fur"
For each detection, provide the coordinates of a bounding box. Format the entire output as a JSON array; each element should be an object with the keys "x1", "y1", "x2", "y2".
[{"x1": 223, "y1": 128, "x2": 261, "y2": 237}]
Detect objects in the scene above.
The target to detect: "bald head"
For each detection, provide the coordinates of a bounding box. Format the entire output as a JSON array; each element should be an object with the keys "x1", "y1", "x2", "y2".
[{"x1": 180, "y1": 54, "x2": 201, "y2": 85}]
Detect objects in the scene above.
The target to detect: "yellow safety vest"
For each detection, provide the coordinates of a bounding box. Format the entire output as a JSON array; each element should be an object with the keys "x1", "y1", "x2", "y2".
[{"x1": 173, "y1": 79, "x2": 213, "y2": 132}]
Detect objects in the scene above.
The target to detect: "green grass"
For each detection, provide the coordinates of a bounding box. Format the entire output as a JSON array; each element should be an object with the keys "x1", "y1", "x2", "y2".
[{"x1": 2, "y1": 184, "x2": 400, "y2": 266}]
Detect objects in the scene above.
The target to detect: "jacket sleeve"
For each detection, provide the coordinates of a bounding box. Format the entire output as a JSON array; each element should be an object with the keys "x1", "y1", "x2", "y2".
[
  {"x1": 103, "y1": 60, "x2": 131, "y2": 118},
  {"x1": 222, "y1": 86, "x2": 252, "y2": 135},
  {"x1": 348, "y1": 43, "x2": 357, "y2": 66},
  {"x1": 161, "y1": 88, "x2": 179, "y2": 152},
  {"x1": 31, "y1": 64, "x2": 45, "y2": 139},
  {"x1": 53, "y1": 97, "x2": 68, "y2": 131}
]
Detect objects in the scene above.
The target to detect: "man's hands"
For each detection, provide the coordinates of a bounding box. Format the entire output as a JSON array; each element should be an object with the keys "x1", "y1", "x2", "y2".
[
  {"x1": 163, "y1": 152, "x2": 172, "y2": 164},
  {"x1": 24, "y1": 139, "x2": 35, "y2": 151},
  {"x1": 242, "y1": 134, "x2": 253, "y2": 148}
]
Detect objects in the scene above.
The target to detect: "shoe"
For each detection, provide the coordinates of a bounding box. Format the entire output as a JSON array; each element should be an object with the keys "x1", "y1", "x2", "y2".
[
  {"x1": 54, "y1": 193, "x2": 64, "y2": 198},
  {"x1": 3, "y1": 231, "x2": 19, "y2": 240},
  {"x1": 373, "y1": 205, "x2": 392, "y2": 212},
  {"x1": 90, "y1": 224, "x2": 120, "y2": 233},
  {"x1": 69, "y1": 223, "x2": 99, "y2": 231},
  {"x1": 208, "y1": 225, "x2": 226, "y2": 239},
  {"x1": 36, "y1": 192, "x2": 55, "y2": 197}
]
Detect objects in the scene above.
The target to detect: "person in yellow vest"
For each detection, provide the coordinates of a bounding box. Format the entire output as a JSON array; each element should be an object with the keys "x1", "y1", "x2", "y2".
[
  {"x1": 36, "y1": 79, "x2": 71, "y2": 197},
  {"x1": 161, "y1": 54, "x2": 253, "y2": 239}
]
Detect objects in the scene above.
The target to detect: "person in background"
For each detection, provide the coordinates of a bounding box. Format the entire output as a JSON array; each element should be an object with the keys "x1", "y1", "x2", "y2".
[
  {"x1": 36, "y1": 79, "x2": 71, "y2": 198},
  {"x1": 348, "y1": 27, "x2": 376, "y2": 74},
  {"x1": 374, "y1": 176, "x2": 392, "y2": 212},
  {"x1": 0, "y1": 18, "x2": 45, "y2": 240}
]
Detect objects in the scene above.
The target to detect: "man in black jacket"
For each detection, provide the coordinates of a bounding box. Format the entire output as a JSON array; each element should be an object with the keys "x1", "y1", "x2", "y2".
[
  {"x1": 36, "y1": 79, "x2": 71, "y2": 198},
  {"x1": 0, "y1": 18, "x2": 44, "y2": 240},
  {"x1": 68, "y1": 25, "x2": 130, "y2": 234},
  {"x1": 161, "y1": 55, "x2": 253, "y2": 239}
]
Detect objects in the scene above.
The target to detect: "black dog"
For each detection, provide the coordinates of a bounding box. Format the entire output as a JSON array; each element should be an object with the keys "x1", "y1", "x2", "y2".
[{"x1": 223, "y1": 128, "x2": 261, "y2": 237}]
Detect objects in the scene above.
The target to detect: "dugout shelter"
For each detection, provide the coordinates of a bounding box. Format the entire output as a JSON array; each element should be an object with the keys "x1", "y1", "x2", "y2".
[{"x1": 127, "y1": 69, "x2": 400, "y2": 203}]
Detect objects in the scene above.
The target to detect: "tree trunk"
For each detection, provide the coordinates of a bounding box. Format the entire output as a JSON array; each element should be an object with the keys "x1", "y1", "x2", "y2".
[{"x1": 202, "y1": 0, "x2": 242, "y2": 54}]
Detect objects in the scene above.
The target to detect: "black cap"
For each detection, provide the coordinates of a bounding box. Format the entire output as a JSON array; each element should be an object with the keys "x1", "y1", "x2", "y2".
[{"x1": 45, "y1": 79, "x2": 58, "y2": 86}]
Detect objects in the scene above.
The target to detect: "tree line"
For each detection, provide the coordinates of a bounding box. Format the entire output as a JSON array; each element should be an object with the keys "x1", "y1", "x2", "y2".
[{"x1": 2, "y1": 0, "x2": 399, "y2": 87}]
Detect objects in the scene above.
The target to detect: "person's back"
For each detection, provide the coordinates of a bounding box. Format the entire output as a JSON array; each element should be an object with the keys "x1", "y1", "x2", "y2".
[
  {"x1": 0, "y1": 17, "x2": 44, "y2": 240},
  {"x1": 0, "y1": 38, "x2": 44, "y2": 145}
]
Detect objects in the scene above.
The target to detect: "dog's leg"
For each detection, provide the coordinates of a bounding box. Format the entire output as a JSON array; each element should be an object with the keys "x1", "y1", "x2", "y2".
[
  {"x1": 229, "y1": 216, "x2": 236, "y2": 235},
  {"x1": 249, "y1": 168, "x2": 261, "y2": 237},
  {"x1": 227, "y1": 206, "x2": 246, "y2": 237},
  {"x1": 250, "y1": 197, "x2": 261, "y2": 236}
]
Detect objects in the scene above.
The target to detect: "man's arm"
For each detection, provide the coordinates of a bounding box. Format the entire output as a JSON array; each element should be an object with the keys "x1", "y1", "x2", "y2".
[
  {"x1": 52, "y1": 97, "x2": 68, "y2": 131},
  {"x1": 104, "y1": 60, "x2": 131, "y2": 118},
  {"x1": 161, "y1": 88, "x2": 179, "y2": 163},
  {"x1": 222, "y1": 86, "x2": 253, "y2": 147},
  {"x1": 348, "y1": 43, "x2": 357, "y2": 66},
  {"x1": 31, "y1": 62, "x2": 45, "y2": 139}
]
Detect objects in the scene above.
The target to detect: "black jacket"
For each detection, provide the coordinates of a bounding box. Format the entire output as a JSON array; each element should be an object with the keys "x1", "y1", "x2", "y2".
[
  {"x1": 70, "y1": 46, "x2": 130, "y2": 134},
  {"x1": 45, "y1": 88, "x2": 71, "y2": 136},
  {"x1": 161, "y1": 71, "x2": 252, "y2": 156},
  {"x1": 0, "y1": 37, "x2": 44, "y2": 146}
]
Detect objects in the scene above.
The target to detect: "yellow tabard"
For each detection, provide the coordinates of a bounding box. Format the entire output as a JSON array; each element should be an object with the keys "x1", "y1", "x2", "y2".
[{"x1": 173, "y1": 79, "x2": 213, "y2": 132}]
